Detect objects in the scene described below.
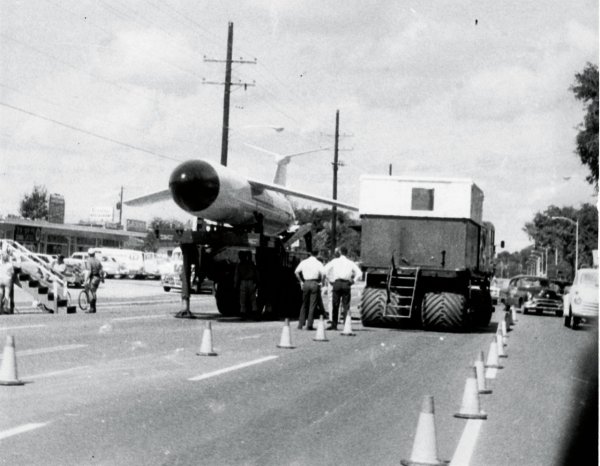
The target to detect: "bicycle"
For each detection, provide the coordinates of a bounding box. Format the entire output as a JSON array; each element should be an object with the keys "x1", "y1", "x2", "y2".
[{"x1": 78, "y1": 284, "x2": 92, "y2": 311}]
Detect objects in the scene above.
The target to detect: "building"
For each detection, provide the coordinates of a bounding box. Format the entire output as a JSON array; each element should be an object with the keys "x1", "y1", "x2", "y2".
[{"x1": 0, "y1": 218, "x2": 147, "y2": 255}]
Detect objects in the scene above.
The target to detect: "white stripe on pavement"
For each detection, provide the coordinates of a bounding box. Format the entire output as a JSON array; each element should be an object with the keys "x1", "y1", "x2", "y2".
[
  {"x1": 449, "y1": 419, "x2": 485, "y2": 466},
  {"x1": 0, "y1": 422, "x2": 49, "y2": 441},
  {"x1": 238, "y1": 334, "x2": 264, "y2": 340},
  {"x1": 111, "y1": 315, "x2": 167, "y2": 322},
  {"x1": 0, "y1": 324, "x2": 47, "y2": 331},
  {"x1": 0, "y1": 344, "x2": 88, "y2": 359},
  {"x1": 28, "y1": 365, "x2": 91, "y2": 380},
  {"x1": 189, "y1": 355, "x2": 278, "y2": 381}
]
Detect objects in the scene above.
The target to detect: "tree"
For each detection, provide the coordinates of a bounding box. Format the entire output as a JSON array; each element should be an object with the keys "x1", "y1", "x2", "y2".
[
  {"x1": 19, "y1": 185, "x2": 49, "y2": 220},
  {"x1": 143, "y1": 217, "x2": 185, "y2": 252},
  {"x1": 571, "y1": 63, "x2": 599, "y2": 187},
  {"x1": 295, "y1": 207, "x2": 361, "y2": 259},
  {"x1": 523, "y1": 203, "x2": 598, "y2": 278}
]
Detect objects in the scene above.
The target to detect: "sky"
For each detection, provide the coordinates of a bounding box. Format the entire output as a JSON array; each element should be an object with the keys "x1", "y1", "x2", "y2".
[{"x1": 0, "y1": 0, "x2": 598, "y2": 251}]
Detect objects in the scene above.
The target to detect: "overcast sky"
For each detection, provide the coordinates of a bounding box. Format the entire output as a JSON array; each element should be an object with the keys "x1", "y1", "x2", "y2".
[{"x1": 1, "y1": 0, "x2": 597, "y2": 251}]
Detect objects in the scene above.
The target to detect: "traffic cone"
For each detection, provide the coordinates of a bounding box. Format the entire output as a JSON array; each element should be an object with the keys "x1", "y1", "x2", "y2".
[
  {"x1": 485, "y1": 340, "x2": 503, "y2": 369},
  {"x1": 0, "y1": 335, "x2": 25, "y2": 386},
  {"x1": 496, "y1": 333, "x2": 507, "y2": 358},
  {"x1": 500, "y1": 319, "x2": 509, "y2": 340},
  {"x1": 340, "y1": 314, "x2": 356, "y2": 336},
  {"x1": 505, "y1": 308, "x2": 514, "y2": 328},
  {"x1": 454, "y1": 367, "x2": 487, "y2": 420},
  {"x1": 511, "y1": 306, "x2": 518, "y2": 324},
  {"x1": 277, "y1": 319, "x2": 295, "y2": 349},
  {"x1": 400, "y1": 396, "x2": 447, "y2": 466},
  {"x1": 197, "y1": 321, "x2": 217, "y2": 356},
  {"x1": 313, "y1": 315, "x2": 329, "y2": 342},
  {"x1": 474, "y1": 359, "x2": 492, "y2": 394}
]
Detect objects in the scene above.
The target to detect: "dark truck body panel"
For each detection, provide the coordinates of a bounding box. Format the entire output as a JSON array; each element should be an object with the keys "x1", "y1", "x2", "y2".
[{"x1": 360, "y1": 215, "x2": 483, "y2": 272}]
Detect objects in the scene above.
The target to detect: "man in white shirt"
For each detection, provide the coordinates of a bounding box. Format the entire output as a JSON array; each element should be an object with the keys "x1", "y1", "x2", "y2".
[
  {"x1": 295, "y1": 251, "x2": 325, "y2": 330},
  {"x1": 324, "y1": 246, "x2": 362, "y2": 330}
]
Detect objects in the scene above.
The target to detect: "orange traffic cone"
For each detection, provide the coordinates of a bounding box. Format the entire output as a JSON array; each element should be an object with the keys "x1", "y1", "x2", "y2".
[
  {"x1": 454, "y1": 367, "x2": 487, "y2": 419},
  {"x1": 401, "y1": 396, "x2": 447, "y2": 466},
  {"x1": 485, "y1": 340, "x2": 503, "y2": 369},
  {"x1": 277, "y1": 319, "x2": 295, "y2": 349},
  {"x1": 0, "y1": 335, "x2": 24, "y2": 386},
  {"x1": 313, "y1": 315, "x2": 329, "y2": 342},
  {"x1": 197, "y1": 321, "x2": 217, "y2": 356},
  {"x1": 340, "y1": 314, "x2": 356, "y2": 336},
  {"x1": 496, "y1": 333, "x2": 507, "y2": 358},
  {"x1": 474, "y1": 359, "x2": 492, "y2": 394}
]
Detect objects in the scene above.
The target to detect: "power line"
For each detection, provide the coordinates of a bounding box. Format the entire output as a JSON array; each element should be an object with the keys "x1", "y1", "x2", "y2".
[{"x1": 0, "y1": 101, "x2": 183, "y2": 162}]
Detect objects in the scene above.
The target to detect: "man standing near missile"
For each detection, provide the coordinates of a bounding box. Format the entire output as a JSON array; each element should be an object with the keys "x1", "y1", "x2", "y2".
[
  {"x1": 295, "y1": 250, "x2": 325, "y2": 330},
  {"x1": 324, "y1": 246, "x2": 362, "y2": 330}
]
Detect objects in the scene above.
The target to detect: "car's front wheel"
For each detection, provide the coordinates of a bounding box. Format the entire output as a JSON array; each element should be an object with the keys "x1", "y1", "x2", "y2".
[
  {"x1": 564, "y1": 311, "x2": 572, "y2": 328},
  {"x1": 163, "y1": 287, "x2": 171, "y2": 292}
]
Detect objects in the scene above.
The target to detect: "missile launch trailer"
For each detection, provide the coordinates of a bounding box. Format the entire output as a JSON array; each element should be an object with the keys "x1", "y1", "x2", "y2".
[
  {"x1": 358, "y1": 176, "x2": 496, "y2": 331},
  {"x1": 174, "y1": 221, "x2": 309, "y2": 319}
]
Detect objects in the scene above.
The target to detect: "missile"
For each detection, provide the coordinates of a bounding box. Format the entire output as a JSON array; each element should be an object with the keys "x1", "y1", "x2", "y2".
[{"x1": 125, "y1": 158, "x2": 357, "y2": 235}]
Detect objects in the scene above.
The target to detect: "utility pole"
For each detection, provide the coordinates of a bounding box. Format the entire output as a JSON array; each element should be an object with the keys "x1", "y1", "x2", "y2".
[
  {"x1": 203, "y1": 22, "x2": 256, "y2": 167},
  {"x1": 388, "y1": 164, "x2": 393, "y2": 176},
  {"x1": 331, "y1": 110, "x2": 339, "y2": 257},
  {"x1": 118, "y1": 186, "x2": 123, "y2": 228}
]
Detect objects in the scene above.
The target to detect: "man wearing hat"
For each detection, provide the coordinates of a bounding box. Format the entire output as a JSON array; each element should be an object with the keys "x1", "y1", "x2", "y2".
[{"x1": 84, "y1": 249, "x2": 104, "y2": 313}]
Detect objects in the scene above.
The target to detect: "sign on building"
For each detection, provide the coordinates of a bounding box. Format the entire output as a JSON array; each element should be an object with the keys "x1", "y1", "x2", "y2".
[
  {"x1": 126, "y1": 219, "x2": 147, "y2": 233},
  {"x1": 90, "y1": 206, "x2": 114, "y2": 224},
  {"x1": 48, "y1": 193, "x2": 65, "y2": 224}
]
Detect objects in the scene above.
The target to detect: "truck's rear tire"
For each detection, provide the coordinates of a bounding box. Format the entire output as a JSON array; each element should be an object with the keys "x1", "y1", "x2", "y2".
[
  {"x1": 214, "y1": 279, "x2": 240, "y2": 317},
  {"x1": 421, "y1": 292, "x2": 467, "y2": 331},
  {"x1": 471, "y1": 289, "x2": 493, "y2": 328},
  {"x1": 360, "y1": 288, "x2": 388, "y2": 327}
]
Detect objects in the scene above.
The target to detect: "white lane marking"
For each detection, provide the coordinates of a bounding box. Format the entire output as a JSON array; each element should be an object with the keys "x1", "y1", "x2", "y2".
[
  {"x1": 238, "y1": 334, "x2": 264, "y2": 340},
  {"x1": 0, "y1": 344, "x2": 88, "y2": 360},
  {"x1": 485, "y1": 367, "x2": 497, "y2": 379},
  {"x1": 111, "y1": 314, "x2": 167, "y2": 322},
  {"x1": 0, "y1": 422, "x2": 49, "y2": 440},
  {"x1": 450, "y1": 419, "x2": 484, "y2": 466},
  {"x1": 28, "y1": 365, "x2": 91, "y2": 380},
  {"x1": 189, "y1": 355, "x2": 278, "y2": 381},
  {"x1": 0, "y1": 324, "x2": 47, "y2": 331}
]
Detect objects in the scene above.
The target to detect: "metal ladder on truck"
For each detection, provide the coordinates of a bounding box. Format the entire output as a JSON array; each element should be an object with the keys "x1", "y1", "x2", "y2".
[
  {"x1": 384, "y1": 266, "x2": 420, "y2": 319},
  {"x1": 0, "y1": 240, "x2": 76, "y2": 314}
]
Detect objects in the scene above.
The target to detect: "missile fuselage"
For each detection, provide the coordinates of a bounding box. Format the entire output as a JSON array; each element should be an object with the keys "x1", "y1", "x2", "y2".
[{"x1": 169, "y1": 159, "x2": 295, "y2": 235}]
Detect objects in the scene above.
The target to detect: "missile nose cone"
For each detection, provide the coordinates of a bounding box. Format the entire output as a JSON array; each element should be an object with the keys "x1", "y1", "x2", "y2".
[{"x1": 169, "y1": 160, "x2": 220, "y2": 213}]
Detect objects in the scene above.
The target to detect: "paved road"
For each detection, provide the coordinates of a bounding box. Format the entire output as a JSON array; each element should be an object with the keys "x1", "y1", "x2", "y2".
[{"x1": 0, "y1": 303, "x2": 596, "y2": 465}]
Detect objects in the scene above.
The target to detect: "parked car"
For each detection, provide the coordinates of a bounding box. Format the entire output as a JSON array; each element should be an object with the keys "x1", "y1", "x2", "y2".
[
  {"x1": 505, "y1": 275, "x2": 563, "y2": 316},
  {"x1": 161, "y1": 264, "x2": 213, "y2": 294},
  {"x1": 100, "y1": 256, "x2": 127, "y2": 279},
  {"x1": 490, "y1": 277, "x2": 510, "y2": 305},
  {"x1": 564, "y1": 268, "x2": 598, "y2": 329}
]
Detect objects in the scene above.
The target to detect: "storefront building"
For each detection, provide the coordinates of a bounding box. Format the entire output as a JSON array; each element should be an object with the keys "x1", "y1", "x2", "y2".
[{"x1": 0, "y1": 218, "x2": 147, "y2": 255}]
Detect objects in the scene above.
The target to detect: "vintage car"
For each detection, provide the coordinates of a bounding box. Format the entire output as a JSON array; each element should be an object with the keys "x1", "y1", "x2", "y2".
[
  {"x1": 564, "y1": 268, "x2": 598, "y2": 329},
  {"x1": 505, "y1": 275, "x2": 563, "y2": 316},
  {"x1": 161, "y1": 264, "x2": 213, "y2": 294}
]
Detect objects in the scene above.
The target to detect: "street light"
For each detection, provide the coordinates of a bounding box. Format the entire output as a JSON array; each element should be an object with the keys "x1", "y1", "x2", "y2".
[{"x1": 550, "y1": 216, "x2": 579, "y2": 273}]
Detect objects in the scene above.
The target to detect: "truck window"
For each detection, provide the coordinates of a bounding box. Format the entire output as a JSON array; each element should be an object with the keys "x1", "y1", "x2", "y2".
[{"x1": 411, "y1": 188, "x2": 434, "y2": 211}]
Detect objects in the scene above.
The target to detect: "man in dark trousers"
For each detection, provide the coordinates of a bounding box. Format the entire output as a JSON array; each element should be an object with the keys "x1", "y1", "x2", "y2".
[
  {"x1": 324, "y1": 246, "x2": 362, "y2": 330},
  {"x1": 234, "y1": 251, "x2": 259, "y2": 318},
  {"x1": 294, "y1": 250, "x2": 325, "y2": 330},
  {"x1": 84, "y1": 249, "x2": 104, "y2": 313}
]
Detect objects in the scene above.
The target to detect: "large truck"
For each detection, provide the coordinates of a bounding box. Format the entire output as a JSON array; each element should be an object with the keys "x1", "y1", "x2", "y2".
[{"x1": 358, "y1": 175, "x2": 496, "y2": 331}]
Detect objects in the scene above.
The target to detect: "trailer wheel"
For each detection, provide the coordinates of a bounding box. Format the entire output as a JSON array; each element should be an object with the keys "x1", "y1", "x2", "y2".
[
  {"x1": 360, "y1": 288, "x2": 388, "y2": 327},
  {"x1": 214, "y1": 279, "x2": 240, "y2": 317},
  {"x1": 421, "y1": 292, "x2": 467, "y2": 331}
]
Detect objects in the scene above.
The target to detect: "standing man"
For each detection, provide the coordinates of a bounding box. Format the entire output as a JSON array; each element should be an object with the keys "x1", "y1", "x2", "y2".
[
  {"x1": 234, "y1": 251, "x2": 259, "y2": 318},
  {"x1": 295, "y1": 250, "x2": 325, "y2": 330},
  {"x1": 324, "y1": 246, "x2": 362, "y2": 330},
  {"x1": 0, "y1": 253, "x2": 15, "y2": 314},
  {"x1": 84, "y1": 249, "x2": 104, "y2": 313}
]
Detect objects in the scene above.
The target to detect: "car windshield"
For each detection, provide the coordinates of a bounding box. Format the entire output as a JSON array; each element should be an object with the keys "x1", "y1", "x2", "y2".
[
  {"x1": 520, "y1": 278, "x2": 548, "y2": 288},
  {"x1": 579, "y1": 271, "x2": 598, "y2": 287}
]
